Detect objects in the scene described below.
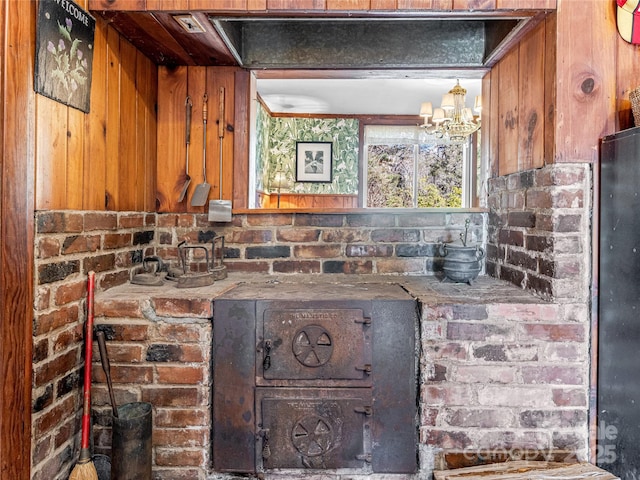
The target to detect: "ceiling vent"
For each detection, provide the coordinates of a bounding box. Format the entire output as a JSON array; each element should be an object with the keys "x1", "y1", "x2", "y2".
[{"x1": 173, "y1": 14, "x2": 207, "y2": 34}]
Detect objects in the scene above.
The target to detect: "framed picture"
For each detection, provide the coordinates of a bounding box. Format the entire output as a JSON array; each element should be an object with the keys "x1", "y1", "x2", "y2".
[
  {"x1": 296, "y1": 141, "x2": 333, "y2": 182},
  {"x1": 34, "y1": 0, "x2": 96, "y2": 113}
]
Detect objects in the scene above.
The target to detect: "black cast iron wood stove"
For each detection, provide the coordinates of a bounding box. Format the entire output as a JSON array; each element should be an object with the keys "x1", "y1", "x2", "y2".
[{"x1": 212, "y1": 282, "x2": 418, "y2": 475}]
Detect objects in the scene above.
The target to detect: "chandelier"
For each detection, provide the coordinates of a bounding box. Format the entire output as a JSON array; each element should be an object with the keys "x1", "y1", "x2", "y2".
[{"x1": 419, "y1": 80, "x2": 482, "y2": 143}]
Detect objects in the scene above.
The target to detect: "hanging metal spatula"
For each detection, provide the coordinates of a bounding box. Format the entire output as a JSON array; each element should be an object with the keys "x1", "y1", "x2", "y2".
[
  {"x1": 208, "y1": 86, "x2": 233, "y2": 222},
  {"x1": 177, "y1": 95, "x2": 192, "y2": 202},
  {"x1": 191, "y1": 93, "x2": 211, "y2": 207}
]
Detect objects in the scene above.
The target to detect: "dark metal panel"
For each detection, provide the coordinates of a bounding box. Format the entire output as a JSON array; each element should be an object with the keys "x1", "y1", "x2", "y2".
[
  {"x1": 371, "y1": 298, "x2": 418, "y2": 473},
  {"x1": 212, "y1": 298, "x2": 256, "y2": 473},
  {"x1": 214, "y1": 283, "x2": 418, "y2": 474},
  {"x1": 598, "y1": 127, "x2": 640, "y2": 478},
  {"x1": 260, "y1": 308, "x2": 372, "y2": 382},
  {"x1": 237, "y1": 20, "x2": 487, "y2": 69},
  {"x1": 256, "y1": 299, "x2": 374, "y2": 388},
  {"x1": 256, "y1": 388, "x2": 372, "y2": 471}
]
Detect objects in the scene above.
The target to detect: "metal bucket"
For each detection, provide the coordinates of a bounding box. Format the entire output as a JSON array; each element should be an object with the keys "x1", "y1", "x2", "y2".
[
  {"x1": 93, "y1": 454, "x2": 111, "y2": 480},
  {"x1": 111, "y1": 402, "x2": 152, "y2": 480},
  {"x1": 440, "y1": 243, "x2": 485, "y2": 285}
]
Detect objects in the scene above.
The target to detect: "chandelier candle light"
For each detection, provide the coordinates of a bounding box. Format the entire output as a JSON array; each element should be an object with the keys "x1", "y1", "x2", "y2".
[{"x1": 419, "y1": 80, "x2": 482, "y2": 143}]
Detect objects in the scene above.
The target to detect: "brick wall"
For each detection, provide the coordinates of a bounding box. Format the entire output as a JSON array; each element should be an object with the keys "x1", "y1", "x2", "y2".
[
  {"x1": 86, "y1": 276, "x2": 591, "y2": 479},
  {"x1": 418, "y1": 293, "x2": 590, "y2": 470},
  {"x1": 92, "y1": 296, "x2": 213, "y2": 480},
  {"x1": 31, "y1": 209, "x2": 487, "y2": 479},
  {"x1": 31, "y1": 212, "x2": 157, "y2": 480},
  {"x1": 32, "y1": 202, "x2": 594, "y2": 478},
  {"x1": 155, "y1": 210, "x2": 486, "y2": 276},
  {"x1": 486, "y1": 164, "x2": 592, "y2": 301}
]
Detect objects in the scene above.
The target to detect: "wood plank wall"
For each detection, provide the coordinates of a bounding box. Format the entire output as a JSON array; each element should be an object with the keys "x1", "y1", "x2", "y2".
[
  {"x1": 35, "y1": 17, "x2": 158, "y2": 212},
  {"x1": 90, "y1": 0, "x2": 556, "y2": 11},
  {"x1": 483, "y1": 0, "x2": 634, "y2": 175},
  {"x1": 1, "y1": 2, "x2": 35, "y2": 479},
  {"x1": 483, "y1": 17, "x2": 547, "y2": 176},
  {"x1": 156, "y1": 66, "x2": 238, "y2": 213},
  {"x1": 258, "y1": 192, "x2": 359, "y2": 209},
  {"x1": 554, "y1": 0, "x2": 617, "y2": 164}
]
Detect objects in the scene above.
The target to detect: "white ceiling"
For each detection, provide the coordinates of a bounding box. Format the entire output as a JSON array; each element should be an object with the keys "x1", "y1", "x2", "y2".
[{"x1": 257, "y1": 78, "x2": 482, "y2": 116}]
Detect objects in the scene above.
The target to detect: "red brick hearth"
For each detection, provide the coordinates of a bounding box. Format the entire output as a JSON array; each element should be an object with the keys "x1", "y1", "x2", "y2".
[{"x1": 84, "y1": 275, "x2": 587, "y2": 479}]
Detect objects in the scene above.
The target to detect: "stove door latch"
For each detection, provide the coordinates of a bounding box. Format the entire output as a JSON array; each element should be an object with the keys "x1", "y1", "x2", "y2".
[
  {"x1": 354, "y1": 405, "x2": 373, "y2": 416},
  {"x1": 354, "y1": 316, "x2": 372, "y2": 326},
  {"x1": 262, "y1": 340, "x2": 272, "y2": 371},
  {"x1": 355, "y1": 364, "x2": 372, "y2": 375},
  {"x1": 356, "y1": 453, "x2": 372, "y2": 463},
  {"x1": 258, "y1": 428, "x2": 271, "y2": 460}
]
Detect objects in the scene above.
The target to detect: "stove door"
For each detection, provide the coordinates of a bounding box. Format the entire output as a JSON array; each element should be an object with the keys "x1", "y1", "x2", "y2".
[
  {"x1": 258, "y1": 308, "x2": 372, "y2": 385},
  {"x1": 256, "y1": 388, "x2": 372, "y2": 471}
]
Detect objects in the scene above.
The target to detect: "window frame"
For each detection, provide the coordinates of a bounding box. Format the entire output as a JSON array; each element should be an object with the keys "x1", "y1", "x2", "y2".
[{"x1": 360, "y1": 120, "x2": 478, "y2": 209}]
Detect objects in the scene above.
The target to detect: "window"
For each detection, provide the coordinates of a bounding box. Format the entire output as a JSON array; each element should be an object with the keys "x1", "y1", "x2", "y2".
[{"x1": 363, "y1": 125, "x2": 475, "y2": 208}]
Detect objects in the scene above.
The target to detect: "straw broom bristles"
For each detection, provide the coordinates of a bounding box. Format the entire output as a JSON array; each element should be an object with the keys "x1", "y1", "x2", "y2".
[{"x1": 69, "y1": 449, "x2": 98, "y2": 480}]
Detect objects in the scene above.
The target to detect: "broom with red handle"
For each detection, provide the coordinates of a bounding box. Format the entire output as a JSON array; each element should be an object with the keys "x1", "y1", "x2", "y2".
[{"x1": 70, "y1": 271, "x2": 98, "y2": 480}]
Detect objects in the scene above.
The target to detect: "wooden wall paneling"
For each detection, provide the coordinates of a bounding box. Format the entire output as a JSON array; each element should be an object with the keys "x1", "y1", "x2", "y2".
[
  {"x1": 208, "y1": 67, "x2": 236, "y2": 209},
  {"x1": 118, "y1": 39, "x2": 138, "y2": 211},
  {"x1": 1, "y1": 1, "x2": 34, "y2": 479},
  {"x1": 554, "y1": 0, "x2": 616, "y2": 163},
  {"x1": 317, "y1": 195, "x2": 338, "y2": 208},
  {"x1": 134, "y1": 52, "x2": 149, "y2": 211},
  {"x1": 208, "y1": 67, "x2": 222, "y2": 206},
  {"x1": 266, "y1": 0, "x2": 327, "y2": 10},
  {"x1": 99, "y1": 11, "x2": 197, "y2": 67},
  {"x1": 67, "y1": 105, "x2": 86, "y2": 210},
  {"x1": 264, "y1": 194, "x2": 359, "y2": 209},
  {"x1": 187, "y1": 67, "x2": 208, "y2": 212},
  {"x1": 397, "y1": 0, "x2": 440, "y2": 8},
  {"x1": 156, "y1": 66, "x2": 188, "y2": 213},
  {"x1": 615, "y1": 35, "x2": 640, "y2": 131},
  {"x1": 68, "y1": 0, "x2": 88, "y2": 210},
  {"x1": 233, "y1": 69, "x2": 250, "y2": 210},
  {"x1": 277, "y1": 195, "x2": 292, "y2": 208},
  {"x1": 247, "y1": 0, "x2": 268, "y2": 10},
  {"x1": 35, "y1": 97, "x2": 68, "y2": 210},
  {"x1": 488, "y1": 69, "x2": 500, "y2": 178},
  {"x1": 105, "y1": 26, "x2": 122, "y2": 210},
  {"x1": 84, "y1": 19, "x2": 109, "y2": 210},
  {"x1": 453, "y1": 0, "x2": 496, "y2": 10},
  {"x1": 481, "y1": 72, "x2": 495, "y2": 180},
  {"x1": 517, "y1": 19, "x2": 545, "y2": 171},
  {"x1": 497, "y1": 47, "x2": 519, "y2": 176},
  {"x1": 543, "y1": 12, "x2": 556, "y2": 166},
  {"x1": 143, "y1": 58, "x2": 158, "y2": 211},
  {"x1": 146, "y1": 0, "x2": 189, "y2": 9},
  {"x1": 188, "y1": 0, "x2": 247, "y2": 9},
  {"x1": 496, "y1": 0, "x2": 555, "y2": 9},
  {"x1": 292, "y1": 195, "x2": 308, "y2": 208},
  {"x1": 88, "y1": 0, "x2": 145, "y2": 10},
  {"x1": 371, "y1": 0, "x2": 396, "y2": 9},
  {"x1": 327, "y1": 0, "x2": 371, "y2": 9}
]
